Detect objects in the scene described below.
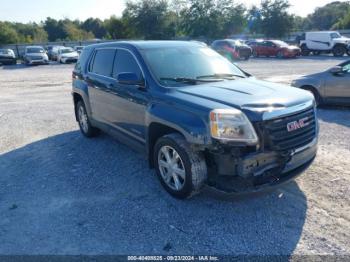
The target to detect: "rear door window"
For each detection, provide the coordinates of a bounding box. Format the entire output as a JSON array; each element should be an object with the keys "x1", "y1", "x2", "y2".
[
  {"x1": 113, "y1": 49, "x2": 142, "y2": 79},
  {"x1": 91, "y1": 49, "x2": 116, "y2": 77}
]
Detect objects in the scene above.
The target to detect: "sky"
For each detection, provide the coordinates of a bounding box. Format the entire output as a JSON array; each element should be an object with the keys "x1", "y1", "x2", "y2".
[{"x1": 0, "y1": 0, "x2": 348, "y2": 23}]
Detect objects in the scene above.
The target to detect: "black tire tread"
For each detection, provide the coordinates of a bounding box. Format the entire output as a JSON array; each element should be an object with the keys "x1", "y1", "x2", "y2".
[{"x1": 155, "y1": 133, "x2": 207, "y2": 199}]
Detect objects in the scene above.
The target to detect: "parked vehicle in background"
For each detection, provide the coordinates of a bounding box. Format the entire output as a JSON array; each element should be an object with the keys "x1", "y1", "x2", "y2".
[
  {"x1": 211, "y1": 39, "x2": 252, "y2": 61},
  {"x1": 23, "y1": 46, "x2": 49, "y2": 65},
  {"x1": 51, "y1": 46, "x2": 65, "y2": 61},
  {"x1": 57, "y1": 47, "x2": 79, "y2": 63},
  {"x1": 292, "y1": 60, "x2": 350, "y2": 106},
  {"x1": 0, "y1": 49, "x2": 16, "y2": 65},
  {"x1": 299, "y1": 31, "x2": 350, "y2": 57},
  {"x1": 74, "y1": 46, "x2": 84, "y2": 54},
  {"x1": 252, "y1": 40, "x2": 301, "y2": 58},
  {"x1": 46, "y1": 45, "x2": 54, "y2": 60},
  {"x1": 72, "y1": 41, "x2": 318, "y2": 199}
]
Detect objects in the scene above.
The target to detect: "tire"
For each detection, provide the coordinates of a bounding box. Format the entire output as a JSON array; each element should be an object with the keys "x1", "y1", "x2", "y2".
[
  {"x1": 347, "y1": 50, "x2": 350, "y2": 56},
  {"x1": 154, "y1": 133, "x2": 207, "y2": 199},
  {"x1": 301, "y1": 45, "x2": 310, "y2": 56},
  {"x1": 302, "y1": 86, "x2": 321, "y2": 106},
  {"x1": 313, "y1": 51, "x2": 321, "y2": 56},
  {"x1": 277, "y1": 51, "x2": 284, "y2": 59},
  {"x1": 333, "y1": 45, "x2": 346, "y2": 57},
  {"x1": 75, "y1": 100, "x2": 99, "y2": 137},
  {"x1": 244, "y1": 55, "x2": 250, "y2": 61},
  {"x1": 252, "y1": 50, "x2": 259, "y2": 58}
]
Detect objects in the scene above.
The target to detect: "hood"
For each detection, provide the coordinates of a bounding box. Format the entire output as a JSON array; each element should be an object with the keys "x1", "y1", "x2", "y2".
[
  {"x1": 283, "y1": 46, "x2": 300, "y2": 51},
  {"x1": 61, "y1": 51, "x2": 78, "y2": 57},
  {"x1": 333, "y1": 36, "x2": 350, "y2": 43},
  {"x1": 174, "y1": 77, "x2": 314, "y2": 121},
  {"x1": 27, "y1": 53, "x2": 47, "y2": 57}
]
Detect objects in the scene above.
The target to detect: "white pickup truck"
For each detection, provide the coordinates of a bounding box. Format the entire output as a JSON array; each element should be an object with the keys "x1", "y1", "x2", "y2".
[{"x1": 299, "y1": 31, "x2": 350, "y2": 57}]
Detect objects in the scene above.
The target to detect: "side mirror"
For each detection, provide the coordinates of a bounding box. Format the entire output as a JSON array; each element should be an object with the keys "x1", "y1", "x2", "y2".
[
  {"x1": 117, "y1": 72, "x2": 145, "y2": 87},
  {"x1": 330, "y1": 66, "x2": 343, "y2": 75}
]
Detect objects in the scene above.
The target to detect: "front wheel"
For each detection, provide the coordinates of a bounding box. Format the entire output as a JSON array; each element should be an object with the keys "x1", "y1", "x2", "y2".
[
  {"x1": 154, "y1": 133, "x2": 207, "y2": 199},
  {"x1": 333, "y1": 45, "x2": 346, "y2": 57},
  {"x1": 277, "y1": 51, "x2": 284, "y2": 58},
  {"x1": 301, "y1": 45, "x2": 310, "y2": 56},
  {"x1": 76, "y1": 100, "x2": 99, "y2": 137}
]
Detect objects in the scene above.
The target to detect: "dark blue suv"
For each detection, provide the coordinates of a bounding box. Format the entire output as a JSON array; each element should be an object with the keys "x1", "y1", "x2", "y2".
[{"x1": 72, "y1": 41, "x2": 318, "y2": 199}]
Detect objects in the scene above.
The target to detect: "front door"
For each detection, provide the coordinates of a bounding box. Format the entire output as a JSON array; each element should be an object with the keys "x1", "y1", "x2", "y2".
[
  {"x1": 107, "y1": 48, "x2": 149, "y2": 143},
  {"x1": 324, "y1": 61, "x2": 350, "y2": 104}
]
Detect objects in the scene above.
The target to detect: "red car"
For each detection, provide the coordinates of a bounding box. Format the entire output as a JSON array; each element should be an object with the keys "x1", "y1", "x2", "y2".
[{"x1": 251, "y1": 40, "x2": 301, "y2": 58}]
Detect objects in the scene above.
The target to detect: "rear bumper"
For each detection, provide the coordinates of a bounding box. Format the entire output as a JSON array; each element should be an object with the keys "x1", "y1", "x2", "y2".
[{"x1": 206, "y1": 138, "x2": 317, "y2": 194}]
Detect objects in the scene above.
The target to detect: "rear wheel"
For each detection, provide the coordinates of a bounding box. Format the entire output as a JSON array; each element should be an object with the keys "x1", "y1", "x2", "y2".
[
  {"x1": 154, "y1": 133, "x2": 207, "y2": 199},
  {"x1": 76, "y1": 100, "x2": 99, "y2": 137},
  {"x1": 333, "y1": 45, "x2": 346, "y2": 57},
  {"x1": 277, "y1": 51, "x2": 284, "y2": 58}
]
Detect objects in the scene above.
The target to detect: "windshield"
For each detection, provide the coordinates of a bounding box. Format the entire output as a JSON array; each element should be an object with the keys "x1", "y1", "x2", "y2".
[
  {"x1": 141, "y1": 46, "x2": 246, "y2": 87},
  {"x1": 60, "y1": 48, "x2": 74, "y2": 54},
  {"x1": 330, "y1": 32, "x2": 341, "y2": 39},
  {"x1": 27, "y1": 48, "x2": 44, "y2": 53},
  {"x1": 272, "y1": 40, "x2": 289, "y2": 47}
]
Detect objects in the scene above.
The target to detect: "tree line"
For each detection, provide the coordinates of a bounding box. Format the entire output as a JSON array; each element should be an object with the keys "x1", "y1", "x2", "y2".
[{"x1": 0, "y1": 0, "x2": 350, "y2": 45}]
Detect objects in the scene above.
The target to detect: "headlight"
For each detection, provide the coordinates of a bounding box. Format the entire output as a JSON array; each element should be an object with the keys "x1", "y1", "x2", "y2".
[{"x1": 209, "y1": 109, "x2": 258, "y2": 144}]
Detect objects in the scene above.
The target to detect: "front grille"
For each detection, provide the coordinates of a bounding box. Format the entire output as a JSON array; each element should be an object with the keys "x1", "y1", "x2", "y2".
[
  {"x1": 264, "y1": 107, "x2": 316, "y2": 152},
  {"x1": 30, "y1": 56, "x2": 43, "y2": 60}
]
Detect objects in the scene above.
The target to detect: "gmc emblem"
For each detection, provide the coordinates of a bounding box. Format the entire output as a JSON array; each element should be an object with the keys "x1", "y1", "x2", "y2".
[{"x1": 287, "y1": 117, "x2": 309, "y2": 132}]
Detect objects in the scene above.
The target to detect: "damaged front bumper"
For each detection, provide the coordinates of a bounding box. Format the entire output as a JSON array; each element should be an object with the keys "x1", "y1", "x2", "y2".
[{"x1": 206, "y1": 138, "x2": 317, "y2": 194}]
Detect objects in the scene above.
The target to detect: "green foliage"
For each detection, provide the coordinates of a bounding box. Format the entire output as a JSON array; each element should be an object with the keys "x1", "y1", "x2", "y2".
[
  {"x1": 81, "y1": 18, "x2": 106, "y2": 39},
  {"x1": 122, "y1": 0, "x2": 175, "y2": 39},
  {"x1": 63, "y1": 21, "x2": 94, "y2": 41},
  {"x1": 180, "y1": 0, "x2": 246, "y2": 38},
  {"x1": 307, "y1": 1, "x2": 350, "y2": 30},
  {"x1": 104, "y1": 15, "x2": 129, "y2": 39},
  {"x1": 0, "y1": 0, "x2": 350, "y2": 45},
  {"x1": 0, "y1": 22, "x2": 19, "y2": 44},
  {"x1": 259, "y1": 0, "x2": 293, "y2": 37}
]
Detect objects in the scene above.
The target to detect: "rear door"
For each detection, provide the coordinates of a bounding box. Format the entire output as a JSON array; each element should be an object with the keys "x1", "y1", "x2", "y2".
[
  {"x1": 324, "y1": 61, "x2": 350, "y2": 104},
  {"x1": 86, "y1": 48, "x2": 117, "y2": 124}
]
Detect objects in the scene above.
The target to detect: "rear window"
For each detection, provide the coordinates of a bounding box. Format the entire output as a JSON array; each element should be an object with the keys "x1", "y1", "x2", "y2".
[{"x1": 90, "y1": 49, "x2": 116, "y2": 77}]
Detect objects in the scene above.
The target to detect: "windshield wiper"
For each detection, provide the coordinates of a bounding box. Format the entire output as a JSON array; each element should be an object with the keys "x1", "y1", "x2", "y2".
[
  {"x1": 196, "y1": 73, "x2": 245, "y2": 79},
  {"x1": 160, "y1": 77, "x2": 222, "y2": 84}
]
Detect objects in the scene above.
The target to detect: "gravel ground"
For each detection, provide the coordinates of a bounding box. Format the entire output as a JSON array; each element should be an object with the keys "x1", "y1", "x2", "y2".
[{"x1": 0, "y1": 57, "x2": 349, "y2": 255}]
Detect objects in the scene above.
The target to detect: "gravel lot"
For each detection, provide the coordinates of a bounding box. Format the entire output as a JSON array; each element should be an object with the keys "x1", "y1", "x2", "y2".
[{"x1": 0, "y1": 57, "x2": 349, "y2": 255}]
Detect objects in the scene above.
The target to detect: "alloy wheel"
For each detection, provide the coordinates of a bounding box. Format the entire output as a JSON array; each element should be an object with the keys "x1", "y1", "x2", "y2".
[
  {"x1": 157, "y1": 145, "x2": 186, "y2": 191},
  {"x1": 78, "y1": 105, "x2": 89, "y2": 133}
]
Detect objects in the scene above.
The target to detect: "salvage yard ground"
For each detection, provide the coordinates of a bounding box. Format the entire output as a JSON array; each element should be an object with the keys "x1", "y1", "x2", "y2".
[{"x1": 0, "y1": 56, "x2": 349, "y2": 255}]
